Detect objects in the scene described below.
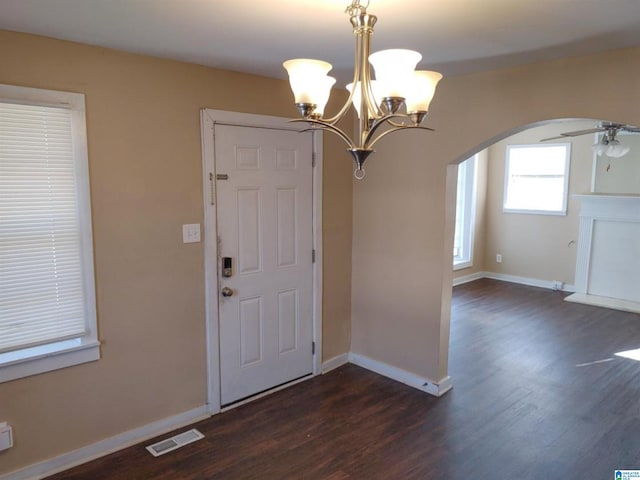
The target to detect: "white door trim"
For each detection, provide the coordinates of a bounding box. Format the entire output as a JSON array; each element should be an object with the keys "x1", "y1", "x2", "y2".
[{"x1": 200, "y1": 109, "x2": 323, "y2": 414}]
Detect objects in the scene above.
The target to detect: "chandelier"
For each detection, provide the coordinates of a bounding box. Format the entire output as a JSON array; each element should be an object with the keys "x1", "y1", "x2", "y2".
[{"x1": 283, "y1": 0, "x2": 443, "y2": 179}]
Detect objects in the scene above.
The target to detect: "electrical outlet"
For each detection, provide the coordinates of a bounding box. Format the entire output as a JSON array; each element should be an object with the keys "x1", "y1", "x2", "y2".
[{"x1": 496, "y1": 254, "x2": 502, "y2": 263}]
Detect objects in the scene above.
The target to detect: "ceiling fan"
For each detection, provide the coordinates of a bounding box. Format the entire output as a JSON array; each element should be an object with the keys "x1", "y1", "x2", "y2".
[{"x1": 541, "y1": 122, "x2": 640, "y2": 158}]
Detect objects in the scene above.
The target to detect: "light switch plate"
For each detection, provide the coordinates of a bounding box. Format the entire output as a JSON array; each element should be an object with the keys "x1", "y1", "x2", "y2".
[
  {"x1": 0, "y1": 423, "x2": 13, "y2": 451},
  {"x1": 182, "y1": 224, "x2": 201, "y2": 244}
]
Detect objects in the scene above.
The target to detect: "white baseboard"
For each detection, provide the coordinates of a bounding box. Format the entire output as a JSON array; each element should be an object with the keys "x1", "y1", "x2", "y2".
[
  {"x1": 452, "y1": 271, "x2": 485, "y2": 286},
  {"x1": 322, "y1": 353, "x2": 349, "y2": 374},
  {"x1": 455, "y1": 271, "x2": 576, "y2": 293},
  {"x1": 483, "y1": 272, "x2": 576, "y2": 292},
  {"x1": 2, "y1": 405, "x2": 210, "y2": 480},
  {"x1": 348, "y1": 352, "x2": 452, "y2": 397}
]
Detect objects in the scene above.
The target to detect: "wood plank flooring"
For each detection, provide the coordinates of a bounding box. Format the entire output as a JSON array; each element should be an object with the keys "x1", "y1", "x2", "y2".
[{"x1": 49, "y1": 279, "x2": 640, "y2": 479}]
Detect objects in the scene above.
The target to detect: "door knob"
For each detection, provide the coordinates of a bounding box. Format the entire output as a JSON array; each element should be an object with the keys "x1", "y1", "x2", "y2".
[{"x1": 221, "y1": 286, "x2": 234, "y2": 297}]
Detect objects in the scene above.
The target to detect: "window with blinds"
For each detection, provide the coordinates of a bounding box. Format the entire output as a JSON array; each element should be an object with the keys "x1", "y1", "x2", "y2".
[{"x1": 0, "y1": 84, "x2": 98, "y2": 379}]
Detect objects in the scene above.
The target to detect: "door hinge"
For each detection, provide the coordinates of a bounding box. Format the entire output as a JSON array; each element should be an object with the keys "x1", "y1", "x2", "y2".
[
  {"x1": 209, "y1": 172, "x2": 215, "y2": 205},
  {"x1": 312, "y1": 341, "x2": 315, "y2": 355},
  {"x1": 312, "y1": 152, "x2": 316, "y2": 168},
  {"x1": 312, "y1": 249, "x2": 316, "y2": 263}
]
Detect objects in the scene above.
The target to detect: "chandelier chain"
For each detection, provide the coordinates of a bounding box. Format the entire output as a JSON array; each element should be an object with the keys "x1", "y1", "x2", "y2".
[{"x1": 345, "y1": 0, "x2": 369, "y2": 16}]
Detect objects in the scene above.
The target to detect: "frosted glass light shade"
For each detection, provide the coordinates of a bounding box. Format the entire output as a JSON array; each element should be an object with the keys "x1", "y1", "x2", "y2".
[
  {"x1": 313, "y1": 76, "x2": 336, "y2": 116},
  {"x1": 369, "y1": 49, "x2": 421, "y2": 99},
  {"x1": 405, "y1": 70, "x2": 443, "y2": 113},
  {"x1": 592, "y1": 141, "x2": 608, "y2": 156},
  {"x1": 346, "y1": 81, "x2": 382, "y2": 119},
  {"x1": 606, "y1": 140, "x2": 630, "y2": 158},
  {"x1": 283, "y1": 59, "x2": 333, "y2": 105}
]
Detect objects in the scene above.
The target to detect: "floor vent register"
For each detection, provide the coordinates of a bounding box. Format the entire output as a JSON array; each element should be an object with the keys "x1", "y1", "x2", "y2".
[{"x1": 146, "y1": 428, "x2": 204, "y2": 457}]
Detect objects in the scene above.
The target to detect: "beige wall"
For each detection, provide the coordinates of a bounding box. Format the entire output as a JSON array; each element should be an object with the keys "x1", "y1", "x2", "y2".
[
  {"x1": 0, "y1": 30, "x2": 352, "y2": 475},
  {"x1": 453, "y1": 148, "x2": 489, "y2": 279},
  {"x1": 484, "y1": 120, "x2": 595, "y2": 286},
  {"x1": 351, "y1": 47, "x2": 640, "y2": 382},
  {"x1": 322, "y1": 133, "x2": 354, "y2": 360}
]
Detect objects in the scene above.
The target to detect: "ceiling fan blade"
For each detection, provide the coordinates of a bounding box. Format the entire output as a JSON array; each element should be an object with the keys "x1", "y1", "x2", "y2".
[
  {"x1": 540, "y1": 134, "x2": 570, "y2": 142},
  {"x1": 558, "y1": 128, "x2": 604, "y2": 136},
  {"x1": 540, "y1": 128, "x2": 605, "y2": 142},
  {"x1": 622, "y1": 127, "x2": 640, "y2": 133}
]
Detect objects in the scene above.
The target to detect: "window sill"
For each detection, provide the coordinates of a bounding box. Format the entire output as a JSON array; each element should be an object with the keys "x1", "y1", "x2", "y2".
[
  {"x1": 0, "y1": 338, "x2": 101, "y2": 383},
  {"x1": 503, "y1": 207, "x2": 567, "y2": 216},
  {"x1": 453, "y1": 260, "x2": 472, "y2": 271}
]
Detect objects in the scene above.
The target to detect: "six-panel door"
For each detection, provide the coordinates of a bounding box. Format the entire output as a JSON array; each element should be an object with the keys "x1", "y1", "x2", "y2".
[{"x1": 215, "y1": 124, "x2": 314, "y2": 405}]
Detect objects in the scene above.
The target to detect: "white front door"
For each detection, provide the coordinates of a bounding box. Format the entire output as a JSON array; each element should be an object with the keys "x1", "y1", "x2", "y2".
[{"x1": 215, "y1": 124, "x2": 314, "y2": 406}]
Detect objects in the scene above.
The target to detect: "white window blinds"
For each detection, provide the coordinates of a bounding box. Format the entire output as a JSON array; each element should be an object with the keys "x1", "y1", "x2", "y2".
[{"x1": 0, "y1": 101, "x2": 88, "y2": 354}]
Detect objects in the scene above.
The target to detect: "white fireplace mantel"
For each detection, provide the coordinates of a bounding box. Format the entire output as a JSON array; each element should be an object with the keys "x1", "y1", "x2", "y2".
[{"x1": 566, "y1": 194, "x2": 640, "y2": 313}]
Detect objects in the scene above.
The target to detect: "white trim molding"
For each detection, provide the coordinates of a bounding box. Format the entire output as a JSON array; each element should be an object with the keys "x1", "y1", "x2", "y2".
[
  {"x1": 0, "y1": 84, "x2": 99, "y2": 383},
  {"x1": 1, "y1": 406, "x2": 210, "y2": 480},
  {"x1": 200, "y1": 109, "x2": 323, "y2": 413},
  {"x1": 0, "y1": 340, "x2": 100, "y2": 384},
  {"x1": 348, "y1": 352, "x2": 453, "y2": 397},
  {"x1": 482, "y1": 272, "x2": 575, "y2": 292},
  {"x1": 321, "y1": 353, "x2": 350, "y2": 374},
  {"x1": 452, "y1": 271, "x2": 485, "y2": 287},
  {"x1": 503, "y1": 142, "x2": 571, "y2": 216},
  {"x1": 311, "y1": 131, "x2": 324, "y2": 376}
]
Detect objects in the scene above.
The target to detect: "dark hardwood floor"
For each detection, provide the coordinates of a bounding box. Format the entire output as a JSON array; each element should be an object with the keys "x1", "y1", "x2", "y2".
[{"x1": 49, "y1": 279, "x2": 640, "y2": 479}]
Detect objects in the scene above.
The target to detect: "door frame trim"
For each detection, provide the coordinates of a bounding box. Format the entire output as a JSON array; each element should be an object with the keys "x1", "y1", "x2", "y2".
[{"x1": 200, "y1": 109, "x2": 323, "y2": 414}]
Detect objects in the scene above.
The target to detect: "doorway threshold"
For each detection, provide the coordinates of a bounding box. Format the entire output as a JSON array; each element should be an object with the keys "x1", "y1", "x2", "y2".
[{"x1": 220, "y1": 373, "x2": 313, "y2": 412}]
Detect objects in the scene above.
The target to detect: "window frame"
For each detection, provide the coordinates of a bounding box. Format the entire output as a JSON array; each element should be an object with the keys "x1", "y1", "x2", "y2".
[
  {"x1": 453, "y1": 154, "x2": 477, "y2": 270},
  {"x1": 0, "y1": 84, "x2": 99, "y2": 383},
  {"x1": 503, "y1": 143, "x2": 571, "y2": 216}
]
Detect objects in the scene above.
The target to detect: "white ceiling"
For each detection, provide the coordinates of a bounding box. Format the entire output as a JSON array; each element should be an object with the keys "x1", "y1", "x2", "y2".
[{"x1": 1, "y1": 0, "x2": 640, "y2": 85}]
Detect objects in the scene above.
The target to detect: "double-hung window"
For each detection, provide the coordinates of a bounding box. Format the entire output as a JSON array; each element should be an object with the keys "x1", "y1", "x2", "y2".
[
  {"x1": 453, "y1": 155, "x2": 477, "y2": 269},
  {"x1": 503, "y1": 143, "x2": 571, "y2": 215},
  {"x1": 0, "y1": 84, "x2": 99, "y2": 383}
]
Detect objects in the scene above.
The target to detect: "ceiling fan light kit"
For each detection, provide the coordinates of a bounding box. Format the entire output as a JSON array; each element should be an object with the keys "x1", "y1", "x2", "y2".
[
  {"x1": 593, "y1": 137, "x2": 631, "y2": 159},
  {"x1": 283, "y1": 0, "x2": 442, "y2": 179},
  {"x1": 542, "y1": 122, "x2": 639, "y2": 160}
]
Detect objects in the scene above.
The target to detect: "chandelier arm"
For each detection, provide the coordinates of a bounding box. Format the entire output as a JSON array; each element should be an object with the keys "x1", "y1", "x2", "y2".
[
  {"x1": 363, "y1": 113, "x2": 413, "y2": 146},
  {"x1": 363, "y1": 74, "x2": 382, "y2": 119},
  {"x1": 290, "y1": 119, "x2": 356, "y2": 149},
  {"x1": 386, "y1": 118, "x2": 435, "y2": 130},
  {"x1": 366, "y1": 124, "x2": 435, "y2": 149},
  {"x1": 387, "y1": 118, "x2": 412, "y2": 128}
]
